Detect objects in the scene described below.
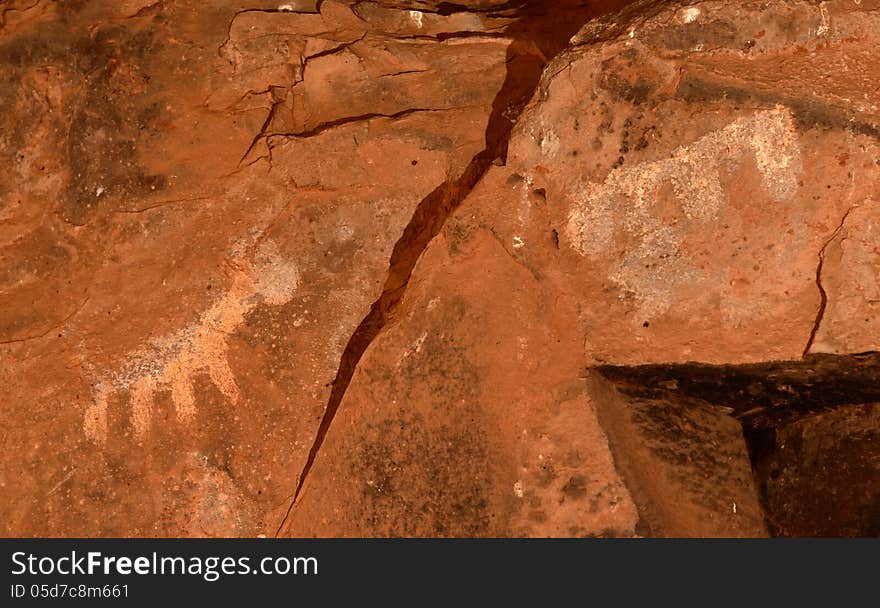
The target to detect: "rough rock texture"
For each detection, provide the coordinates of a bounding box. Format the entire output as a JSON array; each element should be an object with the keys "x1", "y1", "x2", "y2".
[
  {"x1": 748, "y1": 402, "x2": 880, "y2": 537},
  {"x1": 587, "y1": 373, "x2": 766, "y2": 537},
  {"x1": 0, "y1": 0, "x2": 516, "y2": 536},
  {"x1": 4, "y1": 0, "x2": 880, "y2": 538},
  {"x1": 542, "y1": 0, "x2": 880, "y2": 365},
  {"x1": 281, "y1": 0, "x2": 880, "y2": 537}
]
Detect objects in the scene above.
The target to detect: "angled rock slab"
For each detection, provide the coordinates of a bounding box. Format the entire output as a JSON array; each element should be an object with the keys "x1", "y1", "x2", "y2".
[{"x1": 586, "y1": 373, "x2": 766, "y2": 537}]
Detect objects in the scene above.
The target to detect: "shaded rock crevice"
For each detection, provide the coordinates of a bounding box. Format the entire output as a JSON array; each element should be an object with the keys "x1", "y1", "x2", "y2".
[
  {"x1": 597, "y1": 353, "x2": 880, "y2": 431},
  {"x1": 243, "y1": 106, "x2": 449, "y2": 166}
]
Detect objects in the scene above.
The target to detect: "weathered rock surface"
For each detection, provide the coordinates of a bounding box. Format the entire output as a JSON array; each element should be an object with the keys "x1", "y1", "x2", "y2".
[
  {"x1": 587, "y1": 373, "x2": 767, "y2": 537},
  {"x1": 282, "y1": 0, "x2": 880, "y2": 537},
  {"x1": 4, "y1": 0, "x2": 880, "y2": 538},
  {"x1": 0, "y1": 0, "x2": 515, "y2": 536}
]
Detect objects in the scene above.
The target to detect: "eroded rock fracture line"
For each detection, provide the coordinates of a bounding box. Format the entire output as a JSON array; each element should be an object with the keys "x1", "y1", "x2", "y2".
[
  {"x1": 275, "y1": 1, "x2": 607, "y2": 536},
  {"x1": 802, "y1": 206, "x2": 857, "y2": 358}
]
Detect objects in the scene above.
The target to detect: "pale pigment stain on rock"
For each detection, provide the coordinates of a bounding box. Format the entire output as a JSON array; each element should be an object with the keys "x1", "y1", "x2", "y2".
[
  {"x1": 817, "y1": 2, "x2": 831, "y2": 37},
  {"x1": 540, "y1": 126, "x2": 561, "y2": 159},
  {"x1": 681, "y1": 7, "x2": 701, "y2": 24},
  {"x1": 565, "y1": 107, "x2": 801, "y2": 318},
  {"x1": 82, "y1": 240, "x2": 300, "y2": 444}
]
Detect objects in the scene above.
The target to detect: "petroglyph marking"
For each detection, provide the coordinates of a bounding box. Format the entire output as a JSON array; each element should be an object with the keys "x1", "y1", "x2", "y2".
[
  {"x1": 83, "y1": 240, "x2": 299, "y2": 443},
  {"x1": 565, "y1": 107, "x2": 802, "y2": 318}
]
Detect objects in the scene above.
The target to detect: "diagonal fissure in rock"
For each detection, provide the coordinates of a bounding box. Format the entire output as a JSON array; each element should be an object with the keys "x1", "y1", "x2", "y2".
[
  {"x1": 802, "y1": 205, "x2": 857, "y2": 358},
  {"x1": 274, "y1": 1, "x2": 617, "y2": 536}
]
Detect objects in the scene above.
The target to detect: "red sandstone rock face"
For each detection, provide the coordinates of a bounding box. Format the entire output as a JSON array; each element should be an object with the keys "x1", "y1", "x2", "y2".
[
  {"x1": 0, "y1": 0, "x2": 514, "y2": 536},
  {"x1": 3, "y1": 0, "x2": 880, "y2": 538},
  {"x1": 281, "y1": 0, "x2": 880, "y2": 537}
]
